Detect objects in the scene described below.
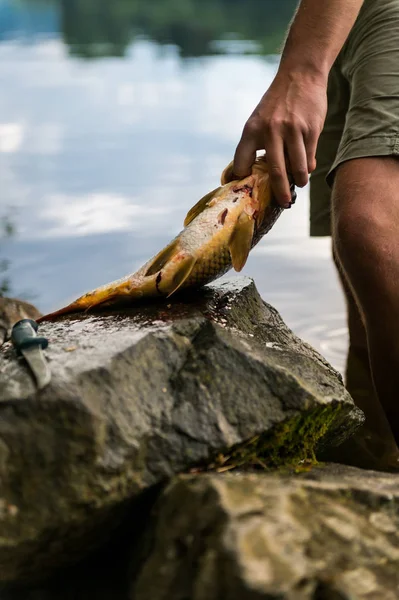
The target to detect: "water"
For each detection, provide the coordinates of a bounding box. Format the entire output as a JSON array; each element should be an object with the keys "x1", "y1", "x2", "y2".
[{"x1": 0, "y1": 0, "x2": 348, "y2": 373}]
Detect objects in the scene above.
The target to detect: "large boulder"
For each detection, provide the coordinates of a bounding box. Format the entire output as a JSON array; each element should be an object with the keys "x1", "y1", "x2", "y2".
[
  {"x1": 131, "y1": 464, "x2": 399, "y2": 600},
  {"x1": 0, "y1": 278, "x2": 362, "y2": 583}
]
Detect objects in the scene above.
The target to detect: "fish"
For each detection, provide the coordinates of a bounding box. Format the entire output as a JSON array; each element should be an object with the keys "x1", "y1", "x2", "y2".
[{"x1": 37, "y1": 155, "x2": 293, "y2": 323}]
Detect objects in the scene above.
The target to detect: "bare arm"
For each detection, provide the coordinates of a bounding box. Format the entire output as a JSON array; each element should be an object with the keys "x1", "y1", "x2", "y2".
[{"x1": 234, "y1": 0, "x2": 364, "y2": 207}]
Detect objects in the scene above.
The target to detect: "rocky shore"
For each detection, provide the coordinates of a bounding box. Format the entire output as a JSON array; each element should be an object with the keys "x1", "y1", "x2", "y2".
[{"x1": 2, "y1": 278, "x2": 396, "y2": 599}]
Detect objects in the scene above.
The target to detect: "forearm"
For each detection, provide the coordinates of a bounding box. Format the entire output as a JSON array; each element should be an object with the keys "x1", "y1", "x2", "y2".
[
  {"x1": 233, "y1": 0, "x2": 365, "y2": 197},
  {"x1": 279, "y1": 0, "x2": 364, "y2": 80}
]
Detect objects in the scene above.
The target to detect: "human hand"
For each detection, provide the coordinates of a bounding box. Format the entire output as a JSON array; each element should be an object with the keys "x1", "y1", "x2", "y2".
[{"x1": 233, "y1": 72, "x2": 328, "y2": 208}]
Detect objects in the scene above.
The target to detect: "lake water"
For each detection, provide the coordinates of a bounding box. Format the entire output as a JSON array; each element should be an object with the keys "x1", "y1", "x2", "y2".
[{"x1": 0, "y1": 0, "x2": 347, "y2": 373}]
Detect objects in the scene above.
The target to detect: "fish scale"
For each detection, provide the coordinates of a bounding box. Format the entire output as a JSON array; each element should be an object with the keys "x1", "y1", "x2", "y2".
[
  {"x1": 184, "y1": 247, "x2": 231, "y2": 288},
  {"x1": 37, "y1": 156, "x2": 288, "y2": 322}
]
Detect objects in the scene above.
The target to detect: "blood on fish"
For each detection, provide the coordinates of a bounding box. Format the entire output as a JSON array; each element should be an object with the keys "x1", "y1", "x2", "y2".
[
  {"x1": 218, "y1": 208, "x2": 228, "y2": 225},
  {"x1": 243, "y1": 185, "x2": 253, "y2": 197},
  {"x1": 232, "y1": 185, "x2": 253, "y2": 198},
  {"x1": 156, "y1": 272, "x2": 162, "y2": 294}
]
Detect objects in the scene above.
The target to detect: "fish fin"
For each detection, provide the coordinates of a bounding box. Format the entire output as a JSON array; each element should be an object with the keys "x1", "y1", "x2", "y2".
[
  {"x1": 228, "y1": 211, "x2": 255, "y2": 272},
  {"x1": 37, "y1": 280, "x2": 133, "y2": 322},
  {"x1": 184, "y1": 187, "x2": 223, "y2": 227},
  {"x1": 167, "y1": 256, "x2": 197, "y2": 298},
  {"x1": 145, "y1": 240, "x2": 180, "y2": 277},
  {"x1": 221, "y1": 160, "x2": 238, "y2": 185}
]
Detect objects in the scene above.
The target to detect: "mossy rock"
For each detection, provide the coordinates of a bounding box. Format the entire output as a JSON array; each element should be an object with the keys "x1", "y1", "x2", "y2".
[{"x1": 0, "y1": 277, "x2": 363, "y2": 583}]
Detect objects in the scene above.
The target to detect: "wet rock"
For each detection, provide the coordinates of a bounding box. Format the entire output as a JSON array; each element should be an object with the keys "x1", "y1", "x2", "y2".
[
  {"x1": 131, "y1": 464, "x2": 399, "y2": 600},
  {"x1": 0, "y1": 277, "x2": 362, "y2": 583},
  {"x1": 0, "y1": 297, "x2": 41, "y2": 346}
]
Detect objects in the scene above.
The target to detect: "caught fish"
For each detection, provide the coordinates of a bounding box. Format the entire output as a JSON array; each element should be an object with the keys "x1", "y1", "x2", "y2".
[{"x1": 37, "y1": 155, "x2": 292, "y2": 322}]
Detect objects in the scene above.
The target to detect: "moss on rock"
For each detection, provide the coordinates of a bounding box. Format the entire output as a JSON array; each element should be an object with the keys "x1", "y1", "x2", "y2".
[{"x1": 207, "y1": 403, "x2": 341, "y2": 472}]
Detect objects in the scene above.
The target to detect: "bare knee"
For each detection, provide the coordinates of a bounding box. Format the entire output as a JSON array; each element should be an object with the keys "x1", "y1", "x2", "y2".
[
  {"x1": 332, "y1": 158, "x2": 399, "y2": 316},
  {"x1": 334, "y1": 203, "x2": 389, "y2": 268},
  {"x1": 333, "y1": 158, "x2": 399, "y2": 264}
]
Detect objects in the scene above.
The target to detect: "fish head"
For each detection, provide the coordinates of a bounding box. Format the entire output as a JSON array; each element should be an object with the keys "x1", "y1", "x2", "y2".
[
  {"x1": 220, "y1": 154, "x2": 273, "y2": 224},
  {"x1": 220, "y1": 152, "x2": 269, "y2": 185},
  {"x1": 251, "y1": 153, "x2": 296, "y2": 206},
  {"x1": 220, "y1": 153, "x2": 296, "y2": 232}
]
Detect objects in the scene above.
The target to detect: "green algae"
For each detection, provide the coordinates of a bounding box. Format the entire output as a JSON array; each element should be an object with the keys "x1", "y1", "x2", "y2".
[{"x1": 208, "y1": 403, "x2": 342, "y2": 472}]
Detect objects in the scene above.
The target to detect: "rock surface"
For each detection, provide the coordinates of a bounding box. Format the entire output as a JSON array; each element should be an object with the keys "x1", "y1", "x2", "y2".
[
  {"x1": 131, "y1": 464, "x2": 399, "y2": 600},
  {"x1": 0, "y1": 277, "x2": 362, "y2": 583},
  {"x1": 0, "y1": 297, "x2": 42, "y2": 346}
]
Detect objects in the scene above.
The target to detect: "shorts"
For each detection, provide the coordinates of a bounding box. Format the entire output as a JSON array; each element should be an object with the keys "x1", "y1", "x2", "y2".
[{"x1": 309, "y1": 0, "x2": 399, "y2": 237}]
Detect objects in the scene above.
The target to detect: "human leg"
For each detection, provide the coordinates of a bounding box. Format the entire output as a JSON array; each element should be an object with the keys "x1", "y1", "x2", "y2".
[
  {"x1": 308, "y1": 52, "x2": 385, "y2": 466},
  {"x1": 333, "y1": 157, "x2": 399, "y2": 451},
  {"x1": 332, "y1": 239, "x2": 399, "y2": 469},
  {"x1": 317, "y1": 0, "x2": 399, "y2": 457},
  {"x1": 310, "y1": 133, "x2": 399, "y2": 469}
]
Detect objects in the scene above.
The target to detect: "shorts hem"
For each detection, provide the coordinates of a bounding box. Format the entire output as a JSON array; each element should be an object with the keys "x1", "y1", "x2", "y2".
[
  {"x1": 310, "y1": 135, "x2": 399, "y2": 237},
  {"x1": 326, "y1": 135, "x2": 399, "y2": 187},
  {"x1": 309, "y1": 220, "x2": 332, "y2": 237}
]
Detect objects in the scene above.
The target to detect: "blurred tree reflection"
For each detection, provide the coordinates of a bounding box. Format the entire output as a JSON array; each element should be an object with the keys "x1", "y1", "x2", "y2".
[
  {"x1": 57, "y1": 0, "x2": 297, "y2": 58},
  {"x1": 0, "y1": 215, "x2": 14, "y2": 297},
  {"x1": 61, "y1": 0, "x2": 132, "y2": 58}
]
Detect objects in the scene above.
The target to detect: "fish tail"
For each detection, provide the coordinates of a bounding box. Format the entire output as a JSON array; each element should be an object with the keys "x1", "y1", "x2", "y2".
[
  {"x1": 36, "y1": 279, "x2": 135, "y2": 322},
  {"x1": 36, "y1": 304, "x2": 82, "y2": 322}
]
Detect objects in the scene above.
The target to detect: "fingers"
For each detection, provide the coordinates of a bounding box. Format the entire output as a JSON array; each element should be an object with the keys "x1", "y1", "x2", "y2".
[
  {"x1": 233, "y1": 141, "x2": 257, "y2": 180},
  {"x1": 264, "y1": 132, "x2": 292, "y2": 208},
  {"x1": 233, "y1": 116, "x2": 263, "y2": 178},
  {"x1": 285, "y1": 128, "x2": 309, "y2": 188},
  {"x1": 234, "y1": 116, "x2": 320, "y2": 208},
  {"x1": 305, "y1": 130, "x2": 319, "y2": 173}
]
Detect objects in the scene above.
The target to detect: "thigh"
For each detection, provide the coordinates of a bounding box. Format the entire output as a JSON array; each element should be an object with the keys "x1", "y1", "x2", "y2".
[
  {"x1": 327, "y1": 0, "x2": 399, "y2": 186},
  {"x1": 332, "y1": 156, "x2": 399, "y2": 330}
]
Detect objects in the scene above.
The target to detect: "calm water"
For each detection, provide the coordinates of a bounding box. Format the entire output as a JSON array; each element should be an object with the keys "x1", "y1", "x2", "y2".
[{"x1": 0, "y1": 0, "x2": 347, "y2": 372}]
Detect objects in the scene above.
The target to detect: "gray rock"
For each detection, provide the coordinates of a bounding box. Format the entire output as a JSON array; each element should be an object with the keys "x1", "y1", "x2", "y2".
[
  {"x1": 0, "y1": 297, "x2": 42, "y2": 346},
  {"x1": 0, "y1": 277, "x2": 362, "y2": 583},
  {"x1": 131, "y1": 464, "x2": 399, "y2": 600}
]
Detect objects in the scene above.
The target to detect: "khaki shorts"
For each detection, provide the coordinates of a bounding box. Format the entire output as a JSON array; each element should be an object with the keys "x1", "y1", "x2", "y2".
[{"x1": 310, "y1": 0, "x2": 399, "y2": 236}]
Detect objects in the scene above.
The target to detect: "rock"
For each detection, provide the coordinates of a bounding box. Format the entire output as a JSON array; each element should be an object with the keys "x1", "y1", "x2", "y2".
[
  {"x1": 131, "y1": 464, "x2": 399, "y2": 600},
  {"x1": 0, "y1": 492, "x2": 148, "y2": 600},
  {"x1": 0, "y1": 297, "x2": 42, "y2": 346},
  {"x1": 0, "y1": 277, "x2": 363, "y2": 583}
]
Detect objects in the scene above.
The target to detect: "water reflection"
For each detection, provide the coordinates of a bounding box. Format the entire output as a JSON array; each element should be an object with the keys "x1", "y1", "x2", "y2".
[
  {"x1": 1, "y1": 0, "x2": 297, "y2": 58},
  {"x1": 0, "y1": 212, "x2": 14, "y2": 296},
  {"x1": 0, "y1": 0, "x2": 347, "y2": 372},
  {"x1": 60, "y1": 0, "x2": 297, "y2": 58}
]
